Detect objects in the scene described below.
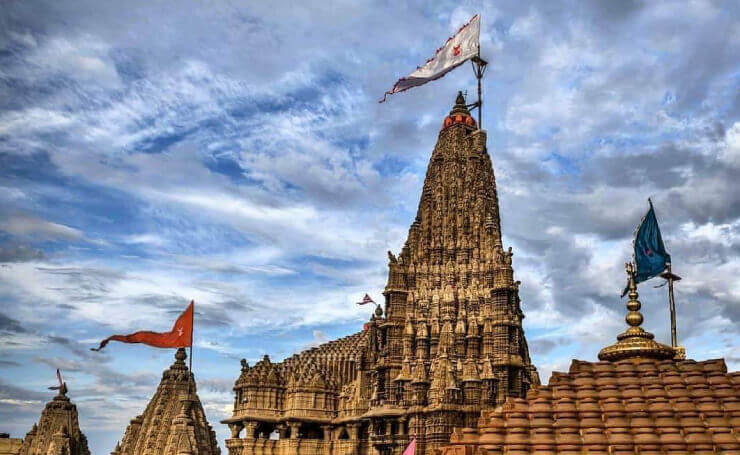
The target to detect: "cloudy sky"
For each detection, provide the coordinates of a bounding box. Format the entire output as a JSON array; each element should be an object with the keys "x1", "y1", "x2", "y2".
[{"x1": 1, "y1": 0, "x2": 738, "y2": 452}]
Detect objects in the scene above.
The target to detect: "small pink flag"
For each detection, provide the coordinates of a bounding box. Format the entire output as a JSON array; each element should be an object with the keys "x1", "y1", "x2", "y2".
[
  {"x1": 356, "y1": 294, "x2": 376, "y2": 305},
  {"x1": 402, "y1": 438, "x2": 416, "y2": 455}
]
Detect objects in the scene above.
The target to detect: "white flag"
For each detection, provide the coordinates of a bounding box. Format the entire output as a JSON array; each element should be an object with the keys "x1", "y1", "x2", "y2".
[{"x1": 380, "y1": 14, "x2": 480, "y2": 102}]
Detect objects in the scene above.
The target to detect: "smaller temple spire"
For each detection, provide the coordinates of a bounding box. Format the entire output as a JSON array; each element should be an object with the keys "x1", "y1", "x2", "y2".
[
  {"x1": 112, "y1": 348, "x2": 220, "y2": 455},
  {"x1": 598, "y1": 263, "x2": 675, "y2": 361},
  {"x1": 19, "y1": 382, "x2": 90, "y2": 455}
]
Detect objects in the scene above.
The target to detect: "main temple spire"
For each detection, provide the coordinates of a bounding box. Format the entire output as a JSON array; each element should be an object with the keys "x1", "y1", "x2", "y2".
[{"x1": 225, "y1": 91, "x2": 537, "y2": 455}]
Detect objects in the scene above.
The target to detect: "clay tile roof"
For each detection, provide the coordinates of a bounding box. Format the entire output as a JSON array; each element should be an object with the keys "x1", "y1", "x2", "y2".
[{"x1": 442, "y1": 357, "x2": 740, "y2": 454}]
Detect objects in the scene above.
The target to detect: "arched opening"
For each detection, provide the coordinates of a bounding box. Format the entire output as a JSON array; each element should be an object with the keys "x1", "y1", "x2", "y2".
[
  {"x1": 359, "y1": 423, "x2": 370, "y2": 440},
  {"x1": 255, "y1": 422, "x2": 276, "y2": 439},
  {"x1": 299, "y1": 423, "x2": 323, "y2": 439},
  {"x1": 338, "y1": 428, "x2": 350, "y2": 440}
]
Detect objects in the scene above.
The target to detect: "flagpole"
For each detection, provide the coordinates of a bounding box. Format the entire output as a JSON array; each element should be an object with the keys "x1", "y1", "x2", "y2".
[
  {"x1": 188, "y1": 301, "x2": 194, "y2": 399},
  {"x1": 470, "y1": 46, "x2": 487, "y2": 129},
  {"x1": 476, "y1": 45, "x2": 482, "y2": 128},
  {"x1": 660, "y1": 264, "x2": 681, "y2": 348}
]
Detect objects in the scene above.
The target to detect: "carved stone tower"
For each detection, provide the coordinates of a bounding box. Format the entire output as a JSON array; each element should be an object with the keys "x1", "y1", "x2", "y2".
[
  {"x1": 111, "y1": 348, "x2": 220, "y2": 455},
  {"x1": 19, "y1": 383, "x2": 91, "y2": 455},
  {"x1": 223, "y1": 92, "x2": 539, "y2": 455},
  {"x1": 370, "y1": 91, "x2": 538, "y2": 455}
]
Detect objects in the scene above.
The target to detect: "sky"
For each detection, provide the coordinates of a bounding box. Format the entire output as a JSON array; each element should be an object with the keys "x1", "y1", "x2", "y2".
[{"x1": 0, "y1": 0, "x2": 738, "y2": 452}]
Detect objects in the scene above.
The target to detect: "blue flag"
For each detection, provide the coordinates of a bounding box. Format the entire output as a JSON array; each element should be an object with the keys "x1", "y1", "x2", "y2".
[{"x1": 622, "y1": 199, "x2": 671, "y2": 296}]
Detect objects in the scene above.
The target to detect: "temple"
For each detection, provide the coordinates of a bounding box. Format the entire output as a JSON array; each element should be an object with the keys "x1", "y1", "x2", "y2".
[
  {"x1": 438, "y1": 265, "x2": 740, "y2": 454},
  {"x1": 111, "y1": 348, "x2": 220, "y2": 455},
  {"x1": 16, "y1": 383, "x2": 91, "y2": 455},
  {"x1": 222, "y1": 92, "x2": 540, "y2": 455}
]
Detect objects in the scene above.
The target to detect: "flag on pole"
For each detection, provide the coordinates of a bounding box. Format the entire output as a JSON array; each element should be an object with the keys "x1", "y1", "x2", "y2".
[
  {"x1": 48, "y1": 369, "x2": 64, "y2": 391},
  {"x1": 402, "y1": 438, "x2": 416, "y2": 455},
  {"x1": 622, "y1": 200, "x2": 671, "y2": 296},
  {"x1": 356, "y1": 294, "x2": 376, "y2": 305},
  {"x1": 380, "y1": 14, "x2": 481, "y2": 102},
  {"x1": 91, "y1": 300, "x2": 194, "y2": 351}
]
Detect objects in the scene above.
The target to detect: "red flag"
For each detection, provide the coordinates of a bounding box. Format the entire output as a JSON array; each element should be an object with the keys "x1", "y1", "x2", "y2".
[
  {"x1": 402, "y1": 438, "x2": 416, "y2": 455},
  {"x1": 91, "y1": 301, "x2": 194, "y2": 351},
  {"x1": 356, "y1": 294, "x2": 376, "y2": 305}
]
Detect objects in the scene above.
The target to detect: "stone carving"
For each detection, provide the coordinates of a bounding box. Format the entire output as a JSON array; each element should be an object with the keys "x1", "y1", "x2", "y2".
[
  {"x1": 111, "y1": 349, "x2": 220, "y2": 455},
  {"x1": 222, "y1": 93, "x2": 539, "y2": 455},
  {"x1": 18, "y1": 384, "x2": 90, "y2": 455}
]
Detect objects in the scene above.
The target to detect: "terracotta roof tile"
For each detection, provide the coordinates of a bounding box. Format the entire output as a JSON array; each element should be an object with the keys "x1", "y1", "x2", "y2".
[{"x1": 441, "y1": 358, "x2": 740, "y2": 454}]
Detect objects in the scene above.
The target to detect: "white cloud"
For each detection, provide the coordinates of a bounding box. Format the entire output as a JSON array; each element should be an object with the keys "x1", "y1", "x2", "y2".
[
  {"x1": 719, "y1": 122, "x2": 740, "y2": 167},
  {"x1": 25, "y1": 35, "x2": 121, "y2": 87},
  {"x1": 0, "y1": 214, "x2": 84, "y2": 241}
]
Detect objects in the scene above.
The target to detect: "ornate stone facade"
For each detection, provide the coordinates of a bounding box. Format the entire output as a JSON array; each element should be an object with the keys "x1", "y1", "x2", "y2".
[
  {"x1": 112, "y1": 348, "x2": 220, "y2": 455},
  {"x1": 18, "y1": 384, "x2": 90, "y2": 455},
  {"x1": 0, "y1": 435, "x2": 22, "y2": 455},
  {"x1": 222, "y1": 92, "x2": 540, "y2": 455},
  {"x1": 438, "y1": 269, "x2": 740, "y2": 454}
]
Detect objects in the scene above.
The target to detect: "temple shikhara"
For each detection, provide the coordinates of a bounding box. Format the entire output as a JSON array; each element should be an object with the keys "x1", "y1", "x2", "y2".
[
  {"x1": 111, "y1": 348, "x2": 220, "y2": 455},
  {"x1": 222, "y1": 93, "x2": 540, "y2": 455},
  {"x1": 15, "y1": 384, "x2": 91, "y2": 455}
]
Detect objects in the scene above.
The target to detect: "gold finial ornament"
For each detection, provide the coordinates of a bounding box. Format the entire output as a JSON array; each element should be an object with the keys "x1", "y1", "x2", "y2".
[{"x1": 598, "y1": 263, "x2": 675, "y2": 361}]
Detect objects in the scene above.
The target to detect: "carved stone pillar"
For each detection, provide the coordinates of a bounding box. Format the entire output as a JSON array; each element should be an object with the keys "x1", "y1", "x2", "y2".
[
  {"x1": 348, "y1": 423, "x2": 360, "y2": 440},
  {"x1": 245, "y1": 421, "x2": 257, "y2": 439},
  {"x1": 289, "y1": 422, "x2": 300, "y2": 439},
  {"x1": 229, "y1": 422, "x2": 244, "y2": 439}
]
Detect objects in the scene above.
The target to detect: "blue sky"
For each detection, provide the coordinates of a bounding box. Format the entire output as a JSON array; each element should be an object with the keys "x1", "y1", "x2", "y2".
[{"x1": 1, "y1": 0, "x2": 739, "y2": 453}]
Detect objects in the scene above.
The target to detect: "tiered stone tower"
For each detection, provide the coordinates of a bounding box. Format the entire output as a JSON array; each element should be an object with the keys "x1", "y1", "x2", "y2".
[
  {"x1": 223, "y1": 92, "x2": 539, "y2": 455},
  {"x1": 111, "y1": 348, "x2": 220, "y2": 455},
  {"x1": 18, "y1": 384, "x2": 91, "y2": 455}
]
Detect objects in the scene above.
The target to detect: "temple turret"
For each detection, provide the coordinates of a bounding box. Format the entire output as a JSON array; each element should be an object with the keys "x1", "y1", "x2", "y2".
[
  {"x1": 113, "y1": 348, "x2": 220, "y2": 455},
  {"x1": 18, "y1": 382, "x2": 90, "y2": 455}
]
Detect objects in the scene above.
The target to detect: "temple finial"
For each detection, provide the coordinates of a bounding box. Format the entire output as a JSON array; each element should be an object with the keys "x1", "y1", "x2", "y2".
[
  {"x1": 450, "y1": 91, "x2": 470, "y2": 116},
  {"x1": 443, "y1": 90, "x2": 476, "y2": 129},
  {"x1": 598, "y1": 263, "x2": 675, "y2": 361},
  {"x1": 175, "y1": 348, "x2": 187, "y2": 364}
]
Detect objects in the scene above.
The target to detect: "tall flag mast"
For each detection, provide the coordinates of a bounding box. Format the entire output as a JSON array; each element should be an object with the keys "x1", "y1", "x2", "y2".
[
  {"x1": 623, "y1": 199, "x2": 681, "y2": 349},
  {"x1": 660, "y1": 260, "x2": 682, "y2": 348},
  {"x1": 380, "y1": 14, "x2": 487, "y2": 127},
  {"x1": 471, "y1": 46, "x2": 488, "y2": 128}
]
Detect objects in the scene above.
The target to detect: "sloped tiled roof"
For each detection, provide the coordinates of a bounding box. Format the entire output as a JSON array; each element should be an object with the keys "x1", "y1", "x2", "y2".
[{"x1": 446, "y1": 356, "x2": 740, "y2": 454}]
